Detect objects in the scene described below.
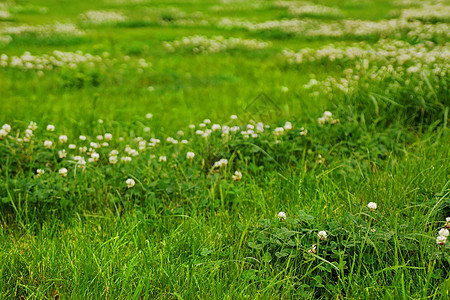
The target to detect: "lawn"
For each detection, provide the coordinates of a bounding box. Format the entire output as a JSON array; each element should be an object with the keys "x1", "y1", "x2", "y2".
[{"x1": 0, "y1": 0, "x2": 449, "y2": 298}]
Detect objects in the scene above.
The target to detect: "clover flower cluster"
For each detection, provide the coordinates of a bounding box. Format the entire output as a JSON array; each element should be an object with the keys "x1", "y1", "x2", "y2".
[
  {"x1": 0, "y1": 22, "x2": 85, "y2": 38},
  {"x1": 1, "y1": 114, "x2": 316, "y2": 189},
  {"x1": 290, "y1": 40, "x2": 449, "y2": 99},
  {"x1": 79, "y1": 10, "x2": 128, "y2": 26},
  {"x1": 217, "y1": 17, "x2": 448, "y2": 41},
  {"x1": 0, "y1": 51, "x2": 151, "y2": 74},
  {"x1": 163, "y1": 35, "x2": 270, "y2": 54},
  {"x1": 400, "y1": 3, "x2": 450, "y2": 23},
  {"x1": 436, "y1": 217, "x2": 450, "y2": 245},
  {"x1": 274, "y1": 1, "x2": 343, "y2": 19}
]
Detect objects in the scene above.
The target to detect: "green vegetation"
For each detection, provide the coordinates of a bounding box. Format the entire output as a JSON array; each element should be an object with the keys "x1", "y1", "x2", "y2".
[{"x1": 0, "y1": 0, "x2": 449, "y2": 298}]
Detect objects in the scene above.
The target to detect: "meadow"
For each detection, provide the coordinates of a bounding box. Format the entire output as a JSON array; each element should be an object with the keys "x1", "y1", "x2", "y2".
[{"x1": 0, "y1": 0, "x2": 449, "y2": 298}]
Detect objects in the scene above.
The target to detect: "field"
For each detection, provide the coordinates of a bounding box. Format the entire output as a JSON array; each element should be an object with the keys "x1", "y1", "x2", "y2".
[{"x1": 0, "y1": 0, "x2": 449, "y2": 298}]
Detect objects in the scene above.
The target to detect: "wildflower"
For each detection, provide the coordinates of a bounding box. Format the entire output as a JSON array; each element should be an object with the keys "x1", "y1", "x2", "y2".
[
  {"x1": 181, "y1": 139, "x2": 188, "y2": 144},
  {"x1": 186, "y1": 152, "x2": 195, "y2": 160},
  {"x1": 2, "y1": 124, "x2": 11, "y2": 133},
  {"x1": 204, "y1": 119, "x2": 211, "y2": 124},
  {"x1": 278, "y1": 211, "x2": 286, "y2": 220},
  {"x1": 69, "y1": 144, "x2": 76, "y2": 149},
  {"x1": 148, "y1": 86, "x2": 154, "y2": 92},
  {"x1": 318, "y1": 231, "x2": 328, "y2": 241},
  {"x1": 284, "y1": 122, "x2": 292, "y2": 131},
  {"x1": 46, "y1": 125, "x2": 55, "y2": 131},
  {"x1": 89, "y1": 152, "x2": 100, "y2": 162},
  {"x1": 230, "y1": 115, "x2": 237, "y2": 120},
  {"x1": 59, "y1": 168, "x2": 68, "y2": 177},
  {"x1": 0, "y1": 129, "x2": 7, "y2": 139},
  {"x1": 98, "y1": 119, "x2": 104, "y2": 124},
  {"x1": 44, "y1": 140, "x2": 52, "y2": 149},
  {"x1": 159, "y1": 156, "x2": 167, "y2": 162},
  {"x1": 212, "y1": 124, "x2": 221, "y2": 131},
  {"x1": 144, "y1": 127, "x2": 150, "y2": 132},
  {"x1": 79, "y1": 135, "x2": 86, "y2": 141},
  {"x1": 25, "y1": 129, "x2": 33, "y2": 137},
  {"x1": 109, "y1": 156, "x2": 118, "y2": 164},
  {"x1": 436, "y1": 235, "x2": 447, "y2": 245},
  {"x1": 102, "y1": 142, "x2": 109, "y2": 147},
  {"x1": 36, "y1": 169, "x2": 45, "y2": 177},
  {"x1": 177, "y1": 131, "x2": 184, "y2": 136},
  {"x1": 189, "y1": 124, "x2": 195, "y2": 129},
  {"x1": 90, "y1": 142, "x2": 99, "y2": 148},
  {"x1": 438, "y1": 228, "x2": 449, "y2": 237},
  {"x1": 28, "y1": 122, "x2": 37, "y2": 130},
  {"x1": 281, "y1": 86, "x2": 289, "y2": 92},
  {"x1": 121, "y1": 156, "x2": 132, "y2": 163},
  {"x1": 232, "y1": 171, "x2": 242, "y2": 181},
  {"x1": 299, "y1": 127, "x2": 308, "y2": 136},
  {"x1": 368, "y1": 202, "x2": 377, "y2": 211},
  {"x1": 146, "y1": 113, "x2": 153, "y2": 119},
  {"x1": 58, "y1": 150, "x2": 67, "y2": 158},
  {"x1": 126, "y1": 178, "x2": 135, "y2": 188},
  {"x1": 104, "y1": 133, "x2": 112, "y2": 141},
  {"x1": 273, "y1": 127, "x2": 284, "y2": 137},
  {"x1": 110, "y1": 150, "x2": 119, "y2": 156},
  {"x1": 59, "y1": 135, "x2": 68, "y2": 143},
  {"x1": 445, "y1": 217, "x2": 450, "y2": 229},
  {"x1": 96, "y1": 135, "x2": 103, "y2": 140},
  {"x1": 79, "y1": 146, "x2": 87, "y2": 153},
  {"x1": 214, "y1": 158, "x2": 228, "y2": 168},
  {"x1": 308, "y1": 244, "x2": 317, "y2": 254}
]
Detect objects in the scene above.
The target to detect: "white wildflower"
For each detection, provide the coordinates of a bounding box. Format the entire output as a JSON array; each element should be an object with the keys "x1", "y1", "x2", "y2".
[
  {"x1": 278, "y1": 211, "x2": 286, "y2": 220},
  {"x1": 126, "y1": 178, "x2": 135, "y2": 188},
  {"x1": 59, "y1": 168, "x2": 68, "y2": 177},
  {"x1": 232, "y1": 171, "x2": 242, "y2": 181},
  {"x1": 318, "y1": 231, "x2": 328, "y2": 241},
  {"x1": 46, "y1": 125, "x2": 55, "y2": 131},
  {"x1": 186, "y1": 152, "x2": 195, "y2": 160},
  {"x1": 368, "y1": 202, "x2": 377, "y2": 211},
  {"x1": 59, "y1": 135, "x2": 68, "y2": 143},
  {"x1": 44, "y1": 140, "x2": 52, "y2": 149}
]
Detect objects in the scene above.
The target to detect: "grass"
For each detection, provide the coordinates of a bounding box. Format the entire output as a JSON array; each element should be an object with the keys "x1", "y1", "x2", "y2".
[{"x1": 0, "y1": 0, "x2": 449, "y2": 298}]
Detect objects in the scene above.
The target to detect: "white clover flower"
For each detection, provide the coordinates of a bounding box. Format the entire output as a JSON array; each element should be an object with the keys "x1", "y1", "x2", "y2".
[
  {"x1": 196, "y1": 130, "x2": 204, "y2": 135},
  {"x1": 79, "y1": 146, "x2": 87, "y2": 153},
  {"x1": 318, "y1": 231, "x2": 328, "y2": 240},
  {"x1": 144, "y1": 127, "x2": 150, "y2": 132},
  {"x1": 181, "y1": 139, "x2": 188, "y2": 144},
  {"x1": 121, "y1": 156, "x2": 132, "y2": 163},
  {"x1": 90, "y1": 142, "x2": 99, "y2": 148},
  {"x1": 199, "y1": 123, "x2": 206, "y2": 128},
  {"x1": 318, "y1": 117, "x2": 325, "y2": 126},
  {"x1": 110, "y1": 150, "x2": 119, "y2": 156},
  {"x1": 146, "y1": 113, "x2": 153, "y2": 119},
  {"x1": 0, "y1": 129, "x2": 7, "y2": 139},
  {"x1": 284, "y1": 122, "x2": 292, "y2": 131},
  {"x1": 96, "y1": 135, "x2": 103, "y2": 140},
  {"x1": 212, "y1": 124, "x2": 221, "y2": 131},
  {"x1": 44, "y1": 140, "x2": 52, "y2": 149},
  {"x1": 204, "y1": 119, "x2": 211, "y2": 124},
  {"x1": 102, "y1": 142, "x2": 109, "y2": 147},
  {"x1": 281, "y1": 86, "x2": 289, "y2": 92},
  {"x1": 25, "y1": 129, "x2": 33, "y2": 137},
  {"x1": 278, "y1": 211, "x2": 286, "y2": 220},
  {"x1": 36, "y1": 169, "x2": 45, "y2": 177},
  {"x1": 98, "y1": 119, "x2": 104, "y2": 124},
  {"x1": 186, "y1": 152, "x2": 195, "y2": 160},
  {"x1": 59, "y1": 135, "x2": 68, "y2": 143},
  {"x1": 368, "y1": 202, "x2": 377, "y2": 211},
  {"x1": 159, "y1": 156, "x2": 167, "y2": 162},
  {"x1": 90, "y1": 152, "x2": 100, "y2": 162},
  {"x1": 445, "y1": 217, "x2": 450, "y2": 229},
  {"x1": 59, "y1": 168, "x2": 68, "y2": 177},
  {"x1": 58, "y1": 150, "x2": 67, "y2": 158},
  {"x1": 148, "y1": 86, "x2": 154, "y2": 92},
  {"x1": 230, "y1": 115, "x2": 237, "y2": 120},
  {"x1": 46, "y1": 125, "x2": 55, "y2": 131},
  {"x1": 109, "y1": 156, "x2": 118, "y2": 164},
  {"x1": 104, "y1": 133, "x2": 112, "y2": 141},
  {"x1": 436, "y1": 235, "x2": 447, "y2": 245},
  {"x1": 300, "y1": 128, "x2": 308, "y2": 136},
  {"x1": 126, "y1": 178, "x2": 135, "y2": 188},
  {"x1": 2, "y1": 124, "x2": 11, "y2": 133},
  {"x1": 28, "y1": 122, "x2": 37, "y2": 130},
  {"x1": 214, "y1": 158, "x2": 228, "y2": 168},
  {"x1": 308, "y1": 244, "x2": 317, "y2": 254},
  {"x1": 79, "y1": 135, "x2": 86, "y2": 141},
  {"x1": 189, "y1": 124, "x2": 195, "y2": 129},
  {"x1": 323, "y1": 111, "x2": 332, "y2": 119},
  {"x1": 438, "y1": 228, "x2": 449, "y2": 237},
  {"x1": 177, "y1": 131, "x2": 184, "y2": 136},
  {"x1": 232, "y1": 171, "x2": 242, "y2": 181},
  {"x1": 273, "y1": 127, "x2": 284, "y2": 137},
  {"x1": 68, "y1": 144, "x2": 76, "y2": 149}
]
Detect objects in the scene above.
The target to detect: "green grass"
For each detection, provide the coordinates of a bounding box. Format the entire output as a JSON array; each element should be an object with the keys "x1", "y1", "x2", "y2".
[{"x1": 0, "y1": 0, "x2": 449, "y2": 298}]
